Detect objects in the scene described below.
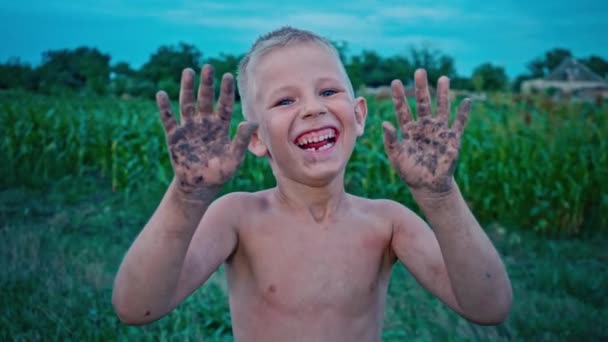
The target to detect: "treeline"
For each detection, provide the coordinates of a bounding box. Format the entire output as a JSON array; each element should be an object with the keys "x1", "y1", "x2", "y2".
[{"x1": 1, "y1": 43, "x2": 607, "y2": 99}]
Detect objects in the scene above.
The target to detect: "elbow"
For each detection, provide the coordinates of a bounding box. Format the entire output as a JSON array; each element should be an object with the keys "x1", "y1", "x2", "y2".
[
  {"x1": 468, "y1": 288, "x2": 513, "y2": 325},
  {"x1": 468, "y1": 308, "x2": 511, "y2": 326},
  {"x1": 112, "y1": 289, "x2": 152, "y2": 326},
  {"x1": 112, "y1": 294, "x2": 140, "y2": 325}
]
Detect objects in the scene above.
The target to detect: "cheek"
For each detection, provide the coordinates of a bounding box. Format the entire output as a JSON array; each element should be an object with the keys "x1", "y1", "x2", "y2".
[
  {"x1": 263, "y1": 118, "x2": 292, "y2": 152},
  {"x1": 341, "y1": 108, "x2": 361, "y2": 133}
]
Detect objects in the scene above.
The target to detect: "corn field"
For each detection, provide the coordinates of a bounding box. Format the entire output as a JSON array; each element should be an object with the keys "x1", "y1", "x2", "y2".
[{"x1": 1, "y1": 90, "x2": 606, "y2": 236}]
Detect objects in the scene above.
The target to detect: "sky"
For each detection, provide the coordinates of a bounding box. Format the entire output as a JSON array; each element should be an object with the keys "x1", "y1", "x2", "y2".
[{"x1": 1, "y1": 0, "x2": 607, "y2": 77}]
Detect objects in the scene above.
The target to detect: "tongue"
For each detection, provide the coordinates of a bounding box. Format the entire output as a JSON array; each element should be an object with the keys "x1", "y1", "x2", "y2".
[{"x1": 301, "y1": 140, "x2": 328, "y2": 150}]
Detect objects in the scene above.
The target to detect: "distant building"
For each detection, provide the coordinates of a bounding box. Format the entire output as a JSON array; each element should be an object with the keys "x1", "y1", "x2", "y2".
[{"x1": 521, "y1": 58, "x2": 608, "y2": 100}]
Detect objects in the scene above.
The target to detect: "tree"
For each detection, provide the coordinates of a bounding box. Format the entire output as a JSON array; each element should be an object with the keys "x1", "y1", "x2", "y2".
[
  {"x1": 0, "y1": 58, "x2": 37, "y2": 91},
  {"x1": 581, "y1": 55, "x2": 608, "y2": 79},
  {"x1": 526, "y1": 48, "x2": 572, "y2": 78},
  {"x1": 110, "y1": 61, "x2": 137, "y2": 96},
  {"x1": 471, "y1": 63, "x2": 508, "y2": 91},
  {"x1": 206, "y1": 53, "x2": 242, "y2": 99},
  {"x1": 139, "y1": 43, "x2": 203, "y2": 98},
  {"x1": 112, "y1": 62, "x2": 136, "y2": 77},
  {"x1": 514, "y1": 48, "x2": 574, "y2": 92},
  {"x1": 345, "y1": 50, "x2": 384, "y2": 89},
  {"x1": 451, "y1": 76, "x2": 474, "y2": 91},
  {"x1": 37, "y1": 47, "x2": 111, "y2": 94},
  {"x1": 345, "y1": 51, "x2": 412, "y2": 90},
  {"x1": 545, "y1": 48, "x2": 573, "y2": 72},
  {"x1": 409, "y1": 46, "x2": 456, "y2": 83}
]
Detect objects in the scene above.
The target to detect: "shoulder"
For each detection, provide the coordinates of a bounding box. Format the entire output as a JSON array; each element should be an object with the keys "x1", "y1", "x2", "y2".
[
  {"x1": 348, "y1": 196, "x2": 419, "y2": 223},
  {"x1": 213, "y1": 191, "x2": 268, "y2": 212},
  {"x1": 349, "y1": 195, "x2": 429, "y2": 238},
  {"x1": 211, "y1": 190, "x2": 272, "y2": 219}
]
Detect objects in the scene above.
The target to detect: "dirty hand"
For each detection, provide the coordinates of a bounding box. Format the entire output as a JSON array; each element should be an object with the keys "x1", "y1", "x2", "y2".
[
  {"x1": 382, "y1": 69, "x2": 471, "y2": 194},
  {"x1": 156, "y1": 65, "x2": 257, "y2": 195}
]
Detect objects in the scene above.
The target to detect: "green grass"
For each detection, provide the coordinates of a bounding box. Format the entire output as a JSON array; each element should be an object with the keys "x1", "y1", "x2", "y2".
[{"x1": 1, "y1": 178, "x2": 606, "y2": 341}]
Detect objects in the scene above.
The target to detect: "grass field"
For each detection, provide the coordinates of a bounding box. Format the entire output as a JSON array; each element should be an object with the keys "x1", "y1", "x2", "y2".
[
  {"x1": 1, "y1": 178, "x2": 606, "y2": 341},
  {"x1": 1, "y1": 91, "x2": 607, "y2": 340}
]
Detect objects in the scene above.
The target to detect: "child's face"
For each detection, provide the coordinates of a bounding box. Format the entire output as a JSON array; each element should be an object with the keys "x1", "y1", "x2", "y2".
[{"x1": 247, "y1": 42, "x2": 367, "y2": 186}]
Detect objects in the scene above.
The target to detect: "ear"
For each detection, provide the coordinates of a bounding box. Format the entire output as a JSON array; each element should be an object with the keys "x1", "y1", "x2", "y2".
[
  {"x1": 353, "y1": 96, "x2": 368, "y2": 136},
  {"x1": 247, "y1": 127, "x2": 269, "y2": 157}
]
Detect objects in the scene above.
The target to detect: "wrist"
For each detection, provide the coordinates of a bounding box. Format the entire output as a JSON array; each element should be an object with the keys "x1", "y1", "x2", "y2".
[
  {"x1": 411, "y1": 178, "x2": 459, "y2": 208},
  {"x1": 170, "y1": 177, "x2": 220, "y2": 205}
]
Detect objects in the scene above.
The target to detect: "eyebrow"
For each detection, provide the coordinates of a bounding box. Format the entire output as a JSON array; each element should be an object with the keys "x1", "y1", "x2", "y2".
[{"x1": 268, "y1": 77, "x2": 344, "y2": 94}]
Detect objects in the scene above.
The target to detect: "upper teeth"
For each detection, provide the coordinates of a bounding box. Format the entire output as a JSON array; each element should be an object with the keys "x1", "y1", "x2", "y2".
[{"x1": 296, "y1": 129, "x2": 336, "y2": 146}]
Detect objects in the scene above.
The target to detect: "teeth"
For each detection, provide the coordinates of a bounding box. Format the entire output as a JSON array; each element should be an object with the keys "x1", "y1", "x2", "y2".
[
  {"x1": 302, "y1": 141, "x2": 335, "y2": 152},
  {"x1": 295, "y1": 128, "x2": 337, "y2": 146}
]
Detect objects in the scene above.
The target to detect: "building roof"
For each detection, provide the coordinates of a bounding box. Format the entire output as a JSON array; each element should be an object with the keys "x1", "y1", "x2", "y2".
[{"x1": 545, "y1": 58, "x2": 605, "y2": 82}]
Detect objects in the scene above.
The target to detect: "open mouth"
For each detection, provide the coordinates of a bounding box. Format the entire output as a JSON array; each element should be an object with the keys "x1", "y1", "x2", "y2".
[{"x1": 294, "y1": 127, "x2": 338, "y2": 152}]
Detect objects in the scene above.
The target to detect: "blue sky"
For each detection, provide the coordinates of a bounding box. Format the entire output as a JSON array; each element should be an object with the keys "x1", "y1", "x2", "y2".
[{"x1": 1, "y1": 0, "x2": 606, "y2": 77}]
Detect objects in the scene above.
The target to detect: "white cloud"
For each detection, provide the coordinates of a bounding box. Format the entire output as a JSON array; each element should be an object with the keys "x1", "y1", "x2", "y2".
[{"x1": 377, "y1": 5, "x2": 460, "y2": 21}]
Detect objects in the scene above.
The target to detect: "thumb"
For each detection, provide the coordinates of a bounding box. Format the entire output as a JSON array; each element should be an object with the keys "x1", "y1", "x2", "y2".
[
  {"x1": 382, "y1": 121, "x2": 398, "y2": 154},
  {"x1": 230, "y1": 121, "x2": 258, "y2": 160}
]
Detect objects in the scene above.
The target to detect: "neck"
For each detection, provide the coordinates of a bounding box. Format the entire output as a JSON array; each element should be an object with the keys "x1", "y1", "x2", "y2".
[{"x1": 273, "y1": 172, "x2": 347, "y2": 224}]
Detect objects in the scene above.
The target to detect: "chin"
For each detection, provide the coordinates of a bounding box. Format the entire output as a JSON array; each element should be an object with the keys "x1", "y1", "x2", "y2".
[{"x1": 297, "y1": 167, "x2": 345, "y2": 188}]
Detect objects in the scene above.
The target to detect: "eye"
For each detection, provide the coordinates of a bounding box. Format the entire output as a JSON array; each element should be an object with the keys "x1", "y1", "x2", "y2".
[
  {"x1": 274, "y1": 98, "x2": 294, "y2": 107},
  {"x1": 320, "y1": 89, "x2": 338, "y2": 97}
]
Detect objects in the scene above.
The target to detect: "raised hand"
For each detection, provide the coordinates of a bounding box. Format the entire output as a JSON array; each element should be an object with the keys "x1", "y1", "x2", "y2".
[
  {"x1": 156, "y1": 65, "x2": 258, "y2": 195},
  {"x1": 382, "y1": 69, "x2": 471, "y2": 194}
]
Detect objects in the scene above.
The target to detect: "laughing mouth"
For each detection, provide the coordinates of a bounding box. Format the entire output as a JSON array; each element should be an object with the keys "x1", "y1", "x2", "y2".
[{"x1": 294, "y1": 127, "x2": 338, "y2": 152}]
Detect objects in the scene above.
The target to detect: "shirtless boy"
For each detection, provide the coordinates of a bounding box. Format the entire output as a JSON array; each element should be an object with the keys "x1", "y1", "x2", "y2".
[{"x1": 113, "y1": 27, "x2": 512, "y2": 341}]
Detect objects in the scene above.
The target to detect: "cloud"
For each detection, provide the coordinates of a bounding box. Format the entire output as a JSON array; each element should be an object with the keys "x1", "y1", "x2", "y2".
[
  {"x1": 377, "y1": 5, "x2": 460, "y2": 21},
  {"x1": 164, "y1": 8, "x2": 371, "y2": 34}
]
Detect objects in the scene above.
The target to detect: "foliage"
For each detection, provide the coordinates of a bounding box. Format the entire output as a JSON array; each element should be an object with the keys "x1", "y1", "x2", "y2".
[
  {"x1": 205, "y1": 53, "x2": 243, "y2": 99},
  {"x1": 581, "y1": 55, "x2": 608, "y2": 78},
  {"x1": 1, "y1": 90, "x2": 606, "y2": 236},
  {"x1": 346, "y1": 51, "x2": 411, "y2": 90},
  {"x1": 1, "y1": 183, "x2": 606, "y2": 340},
  {"x1": 37, "y1": 47, "x2": 111, "y2": 95},
  {"x1": 0, "y1": 58, "x2": 38, "y2": 91},
  {"x1": 138, "y1": 43, "x2": 203, "y2": 99},
  {"x1": 471, "y1": 63, "x2": 508, "y2": 91},
  {"x1": 2, "y1": 44, "x2": 607, "y2": 97},
  {"x1": 409, "y1": 45, "x2": 457, "y2": 83},
  {"x1": 526, "y1": 48, "x2": 573, "y2": 78}
]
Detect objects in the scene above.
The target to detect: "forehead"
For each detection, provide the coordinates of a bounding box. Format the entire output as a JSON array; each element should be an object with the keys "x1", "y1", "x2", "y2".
[{"x1": 249, "y1": 42, "x2": 345, "y2": 88}]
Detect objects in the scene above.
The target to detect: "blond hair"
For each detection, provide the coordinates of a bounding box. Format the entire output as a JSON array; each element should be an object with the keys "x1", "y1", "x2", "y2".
[{"x1": 237, "y1": 26, "x2": 354, "y2": 119}]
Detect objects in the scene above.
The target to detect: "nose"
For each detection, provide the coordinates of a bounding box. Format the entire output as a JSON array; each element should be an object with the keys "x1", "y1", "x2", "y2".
[{"x1": 300, "y1": 94, "x2": 326, "y2": 119}]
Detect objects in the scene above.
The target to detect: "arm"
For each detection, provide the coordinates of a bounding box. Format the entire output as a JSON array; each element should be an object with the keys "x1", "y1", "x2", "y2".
[
  {"x1": 112, "y1": 65, "x2": 257, "y2": 325},
  {"x1": 384, "y1": 69, "x2": 512, "y2": 325}
]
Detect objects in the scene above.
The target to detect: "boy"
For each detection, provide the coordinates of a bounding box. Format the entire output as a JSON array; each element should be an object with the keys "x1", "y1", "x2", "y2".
[{"x1": 113, "y1": 27, "x2": 512, "y2": 341}]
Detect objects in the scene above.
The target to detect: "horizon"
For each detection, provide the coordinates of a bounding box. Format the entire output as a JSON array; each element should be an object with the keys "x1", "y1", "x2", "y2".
[{"x1": 1, "y1": 1, "x2": 607, "y2": 78}]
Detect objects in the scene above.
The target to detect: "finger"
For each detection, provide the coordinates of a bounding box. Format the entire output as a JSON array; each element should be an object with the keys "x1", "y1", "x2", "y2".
[
  {"x1": 414, "y1": 69, "x2": 432, "y2": 119},
  {"x1": 230, "y1": 122, "x2": 258, "y2": 160},
  {"x1": 179, "y1": 68, "x2": 196, "y2": 122},
  {"x1": 156, "y1": 91, "x2": 178, "y2": 136},
  {"x1": 197, "y1": 64, "x2": 215, "y2": 115},
  {"x1": 391, "y1": 79, "x2": 413, "y2": 130},
  {"x1": 452, "y1": 98, "x2": 471, "y2": 139},
  {"x1": 216, "y1": 73, "x2": 235, "y2": 122},
  {"x1": 436, "y1": 76, "x2": 451, "y2": 125},
  {"x1": 381, "y1": 121, "x2": 399, "y2": 154}
]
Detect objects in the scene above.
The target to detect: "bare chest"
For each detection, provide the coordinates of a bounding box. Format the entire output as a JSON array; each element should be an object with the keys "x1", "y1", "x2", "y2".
[{"x1": 228, "y1": 216, "x2": 394, "y2": 314}]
